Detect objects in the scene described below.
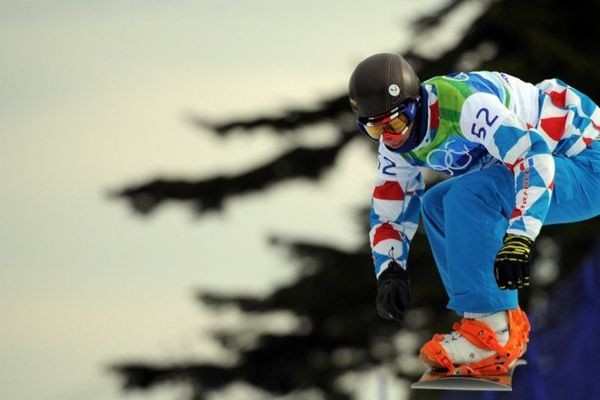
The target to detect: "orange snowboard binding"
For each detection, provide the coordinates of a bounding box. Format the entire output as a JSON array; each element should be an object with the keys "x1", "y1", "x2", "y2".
[{"x1": 419, "y1": 308, "x2": 530, "y2": 377}]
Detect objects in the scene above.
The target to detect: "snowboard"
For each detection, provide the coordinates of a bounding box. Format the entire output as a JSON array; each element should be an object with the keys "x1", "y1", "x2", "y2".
[{"x1": 411, "y1": 359, "x2": 527, "y2": 391}]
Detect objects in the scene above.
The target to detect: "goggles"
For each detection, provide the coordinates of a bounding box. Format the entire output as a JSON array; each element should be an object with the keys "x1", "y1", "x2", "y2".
[{"x1": 356, "y1": 100, "x2": 418, "y2": 143}]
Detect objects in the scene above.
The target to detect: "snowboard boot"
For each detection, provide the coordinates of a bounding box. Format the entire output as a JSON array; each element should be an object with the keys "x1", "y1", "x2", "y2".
[{"x1": 419, "y1": 307, "x2": 530, "y2": 376}]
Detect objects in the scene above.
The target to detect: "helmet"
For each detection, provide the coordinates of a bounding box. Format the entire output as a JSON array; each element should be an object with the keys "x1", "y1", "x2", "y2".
[{"x1": 348, "y1": 53, "x2": 421, "y2": 119}]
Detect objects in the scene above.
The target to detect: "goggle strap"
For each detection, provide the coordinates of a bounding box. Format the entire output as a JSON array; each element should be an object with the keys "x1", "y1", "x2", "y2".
[{"x1": 359, "y1": 99, "x2": 417, "y2": 126}]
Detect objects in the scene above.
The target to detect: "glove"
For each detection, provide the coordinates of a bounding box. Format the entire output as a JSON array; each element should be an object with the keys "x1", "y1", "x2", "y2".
[
  {"x1": 494, "y1": 233, "x2": 534, "y2": 290},
  {"x1": 375, "y1": 262, "x2": 411, "y2": 321}
]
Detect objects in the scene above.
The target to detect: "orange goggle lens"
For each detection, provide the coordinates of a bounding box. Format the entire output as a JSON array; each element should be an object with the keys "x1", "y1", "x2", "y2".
[{"x1": 362, "y1": 114, "x2": 409, "y2": 141}]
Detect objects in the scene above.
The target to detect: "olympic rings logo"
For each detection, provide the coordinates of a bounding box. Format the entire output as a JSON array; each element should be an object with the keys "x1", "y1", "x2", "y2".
[{"x1": 426, "y1": 141, "x2": 473, "y2": 176}]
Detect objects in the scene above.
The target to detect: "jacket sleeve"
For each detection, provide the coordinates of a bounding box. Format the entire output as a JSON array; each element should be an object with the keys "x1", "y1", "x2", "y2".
[
  {"x1": 369, "y1": 143, "x2": 425, "y2": 278},
  {"x1": 460, "y1": 92, "x2": 555, "y2": 240}
]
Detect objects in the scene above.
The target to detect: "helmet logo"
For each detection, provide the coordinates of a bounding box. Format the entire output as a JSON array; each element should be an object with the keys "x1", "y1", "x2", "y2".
[{"x1": 388, "y1": 84, "x2": 400, "y2": 97}]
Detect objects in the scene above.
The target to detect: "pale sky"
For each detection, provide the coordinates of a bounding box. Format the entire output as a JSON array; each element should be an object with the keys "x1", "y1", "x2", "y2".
[{"x1": 0, "y1": 1, "x2": 485, "y2": 399}]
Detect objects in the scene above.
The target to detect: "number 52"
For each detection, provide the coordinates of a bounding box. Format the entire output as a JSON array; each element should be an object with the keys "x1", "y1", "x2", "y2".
[{"x1": 471, "y1": 107, "x2": 498, "y2": 139}]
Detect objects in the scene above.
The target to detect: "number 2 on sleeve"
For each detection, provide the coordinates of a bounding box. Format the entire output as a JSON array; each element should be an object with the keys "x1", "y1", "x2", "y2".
[{"x1": 382, "y1": 156, "x2": 397, "y2": 176}]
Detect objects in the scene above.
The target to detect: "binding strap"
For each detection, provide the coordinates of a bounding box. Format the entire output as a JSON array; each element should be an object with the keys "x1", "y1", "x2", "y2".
[
  {"x1": 455, "y1": 319, "x2": 507, "y2": 355},
  {"x1": 424, "y1": 341, "x2": 457, "y2": 374}
]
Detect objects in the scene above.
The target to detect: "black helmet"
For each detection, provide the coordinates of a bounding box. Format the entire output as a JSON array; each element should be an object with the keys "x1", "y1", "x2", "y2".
[{"x1": 348, "y1": 53, "x2": 421, "y2": 119}]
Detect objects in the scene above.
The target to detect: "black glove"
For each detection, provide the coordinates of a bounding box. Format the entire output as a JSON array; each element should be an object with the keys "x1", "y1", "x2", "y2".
[
  {"x1": 494, "y1": 234, "x2": 534, "y2": 290},
  {"x1": 375, "y1": 262, "x2": 411, "y2": 321}
]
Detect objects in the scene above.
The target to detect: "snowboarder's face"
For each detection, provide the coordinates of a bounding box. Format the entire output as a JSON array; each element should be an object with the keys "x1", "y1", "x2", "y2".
[
  {"x1": 382, "y1": 122, "x2": 414, "y2": 149},
  {"x1": 360, "y1": 112, "x2": 409, "y2": 141},
  {"x1": 356, "y1": 99, "x2": 418, "y2": 146}
]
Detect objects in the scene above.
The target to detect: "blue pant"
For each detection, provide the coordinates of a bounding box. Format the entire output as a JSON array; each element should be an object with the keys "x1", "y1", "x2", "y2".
[{"x1": 421, "y1": 141, "x2": 600, "y2": 315}]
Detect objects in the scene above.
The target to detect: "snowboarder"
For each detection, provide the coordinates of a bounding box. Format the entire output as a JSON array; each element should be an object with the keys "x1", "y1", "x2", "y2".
[{"x1": 348, "y1": 53, "x2": 600, "y2": 376}]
